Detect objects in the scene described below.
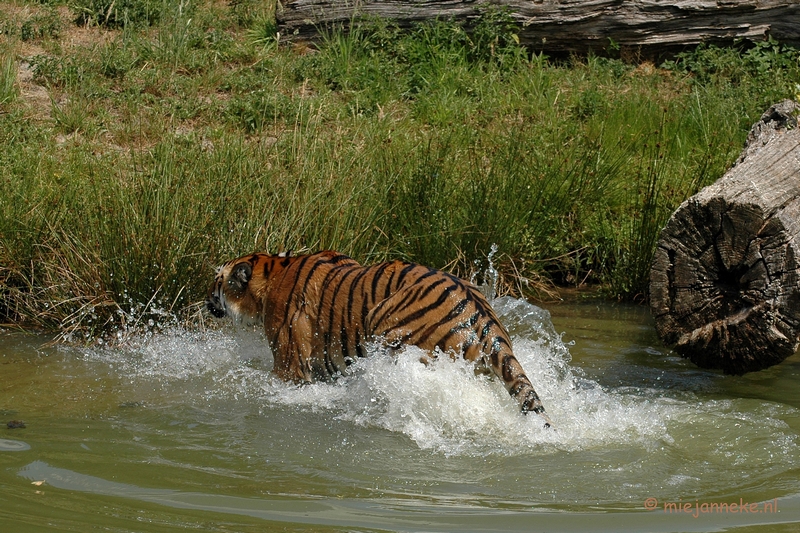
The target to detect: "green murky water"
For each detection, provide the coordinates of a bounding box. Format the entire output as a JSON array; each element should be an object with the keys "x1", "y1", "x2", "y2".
[{"x1": 2, "y1": 297, "x2": 800, "y2": 532}]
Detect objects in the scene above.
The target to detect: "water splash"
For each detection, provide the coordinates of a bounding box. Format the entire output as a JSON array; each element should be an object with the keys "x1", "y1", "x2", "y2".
[
  {"x1": 471, "y1": 243, "x2": 500, "y2": 302},
  {"x1": 243, "y1": 297, "x2": 683, "y2": 455},
  {"x1": 77, "y1": 296, "x2": 799, "y2": 464}
]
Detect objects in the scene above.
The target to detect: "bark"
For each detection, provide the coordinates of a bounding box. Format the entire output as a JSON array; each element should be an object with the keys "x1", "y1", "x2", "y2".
[
  {"x1": 276, "y1": 0, "x2": 800, "y2": 56},
  {"x1": 650, "y1": 100, "x2": 800, "y2": 374}
]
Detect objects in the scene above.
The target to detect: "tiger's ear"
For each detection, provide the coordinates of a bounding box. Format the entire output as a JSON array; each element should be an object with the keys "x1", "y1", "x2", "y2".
[
  {"x1": 277, "y1": 250, "x2": 292, "y2": 258},
  {"x1": 229, "y1": 262, "x2": 252, "y2": 291}
]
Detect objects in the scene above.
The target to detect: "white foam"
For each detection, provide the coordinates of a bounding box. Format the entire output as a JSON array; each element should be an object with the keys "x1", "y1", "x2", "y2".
[{"x1": 78, "y1": 297, "x2": 798, "y2": 460}]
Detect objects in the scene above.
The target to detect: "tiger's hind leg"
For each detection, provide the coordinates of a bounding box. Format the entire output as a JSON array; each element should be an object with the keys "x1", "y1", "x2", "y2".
[
  {"x1": 365, "y1": 282, "x2": 553, "y2": 428},
  {"x1": 372, "y1": 327, "x2": 436, "y2": 367}
]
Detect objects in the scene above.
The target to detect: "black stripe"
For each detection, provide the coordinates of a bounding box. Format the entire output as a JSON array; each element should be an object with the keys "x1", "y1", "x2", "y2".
[
  {"x1": 324, "y1": 266, "x2": 362, "y2": 358},
  {"x1": 277, "y1": 253, "x2": 342, "y2": 334},
  {"x1": 461, "y1": 330, "x2": 478, "y2": 350},
  {"x1": 480, "y1": 321, "x2": 493, "y2": 340},
  {"x1": 323, "y1": 331, "x2": 331, "y2": 355},
  {"x1": 434, "y1": 310, "x2": 481, "y2": 350},
  {"x1": 346, "y1": 268, "x2": 371, "y2": 327},
  {"x1": 340, "y1": 327, "x2": 351, "y2": 363},
  {"x1": 510, "y1": 376, "x2": 532, "y2": 396},
  {"x1": 490, "y1": 347, "x2": 499, "y2": 367},
  {"x1": 355, "y1": 328, "x2": 365, "y2": 358},
  {"x1": 369, "y1": 280, "x2": 426, "y2": 329},
  {"x1": 319, "y1": 264, "x2": 352, "y2": 323},
  {"x1": 450, "y1": 310, "x2": 480, "y2": 334},
  {"x1": 370, "y1": 275, "x2": 448, "y2": 329},
  {"x1": 360, "y1": 297, "x2": 370, "y2": 334},
  {"x1": 275, "y1": 255, "x2": 313, "y2": 333},
  {"x1": 324, "y1": 349, "x2": 338, "y2": 378},
  {"x1": 522, "y1": 393, "x2": 544, "y2": 414},
  {"x1": 388, "y1": 263, "x2": 421, "y2": 298},
  {"x1": 497, "y1": 337, "x2": 511, "y2": 352},
  {"x1": 383, "y1": 263, "x2": 403, "y2": 300},
  {"x1": 501, "y1": 353, "x2": 516, "y2": 381},
  {"x1": 368, "y1": 262, "x2": 392, "y2": 304},
  {"x1": 388, "y1": 280, "x2": 454, "y2": 333},
  {"x1": 415, "y1": 298, "x2": 470, "y2": 346},
  {"x1": 343, "y1": 267, "x2": 376, "y2": 357},
  {"x1": 327, "y1": 253, "x2": 353, "y2": 264}
]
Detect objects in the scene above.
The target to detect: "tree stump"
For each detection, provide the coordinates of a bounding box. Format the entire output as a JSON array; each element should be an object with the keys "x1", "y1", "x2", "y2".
[
  {"x1": 650, "y1": 100, "x2": 800, "y2": 374},
  {"x1": 275, "y1": 0, "x2": 800, "y2": 56}
]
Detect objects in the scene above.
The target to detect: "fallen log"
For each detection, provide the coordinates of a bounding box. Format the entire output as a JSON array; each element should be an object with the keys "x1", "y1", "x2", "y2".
[
  {"x1": 275, "y1": 0, "x2": 800, "y2": 56},
  {"x1": 649, "y1": 100, "x2": 800, "y2": 374}
]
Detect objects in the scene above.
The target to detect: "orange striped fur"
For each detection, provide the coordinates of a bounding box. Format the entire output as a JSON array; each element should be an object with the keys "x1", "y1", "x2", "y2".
[{"x1": 207, "y1": 251, "x2": 551, "y2": 427}]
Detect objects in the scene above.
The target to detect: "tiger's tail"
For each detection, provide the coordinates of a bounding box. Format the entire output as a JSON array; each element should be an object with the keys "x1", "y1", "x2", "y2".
[{"x1": 491, "y1": 344, "x2": 554, "y2": 429}]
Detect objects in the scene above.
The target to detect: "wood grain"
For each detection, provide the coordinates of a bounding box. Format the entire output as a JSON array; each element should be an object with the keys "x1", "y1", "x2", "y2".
[
  {"x1": 650, "y1": 100, "x2": 800, "y2": 374},
  {"x1": 276, "y1": 0, "x2": 800, "y2": 55}
]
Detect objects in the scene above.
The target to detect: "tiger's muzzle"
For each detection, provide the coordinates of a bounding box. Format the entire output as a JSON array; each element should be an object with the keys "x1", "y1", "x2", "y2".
[{"x1": 206, "y1": 296, "x2": 226, "y2": 318}]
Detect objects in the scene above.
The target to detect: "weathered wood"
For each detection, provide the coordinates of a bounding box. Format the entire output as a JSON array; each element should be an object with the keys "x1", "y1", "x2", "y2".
[
  {"x1": 276, "y1": 0, "x2": 800, "y2": 55},
  {"x1": 650, "y1": 100, "x2": 800, "y2": 374}
]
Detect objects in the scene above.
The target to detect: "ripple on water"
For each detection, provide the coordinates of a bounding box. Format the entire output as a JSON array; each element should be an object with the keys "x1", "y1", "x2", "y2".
[
  {"x1": 0, "y1": 438, "x2": 31, "y2": 451},
  {"x1": 78, "y1": 298, "x2": 800, "y2": 472}
]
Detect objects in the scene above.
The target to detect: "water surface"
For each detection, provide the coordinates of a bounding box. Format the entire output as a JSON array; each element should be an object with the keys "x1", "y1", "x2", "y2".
[{"x1": 2, "y1": 297, "x2": 800, "y2": 532}]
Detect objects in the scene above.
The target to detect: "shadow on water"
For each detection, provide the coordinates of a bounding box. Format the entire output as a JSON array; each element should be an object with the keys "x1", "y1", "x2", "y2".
[{"x1": 547, "y1": 297, "x2": 800, "y2": 407}]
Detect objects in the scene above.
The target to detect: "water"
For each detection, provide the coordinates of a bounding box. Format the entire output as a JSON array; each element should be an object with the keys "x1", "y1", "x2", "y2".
[{"x1": 2, "y1": 297, "x2": 800, "y2": 532}]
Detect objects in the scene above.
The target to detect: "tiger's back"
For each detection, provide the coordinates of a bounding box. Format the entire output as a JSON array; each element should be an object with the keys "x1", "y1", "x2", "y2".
[{"x1": 207, "y1": 251, "x2": 551, "y2": 426}]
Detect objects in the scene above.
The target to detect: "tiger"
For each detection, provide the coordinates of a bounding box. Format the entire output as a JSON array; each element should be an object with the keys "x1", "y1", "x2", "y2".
[{"x1": 207, "y1": 250, "x2": 552, "y2": 427}]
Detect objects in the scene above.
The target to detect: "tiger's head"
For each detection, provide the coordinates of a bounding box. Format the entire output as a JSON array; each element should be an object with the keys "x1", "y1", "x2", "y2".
[{"x1": 206, "y1": 252, "x2": 291, "y2": 324}]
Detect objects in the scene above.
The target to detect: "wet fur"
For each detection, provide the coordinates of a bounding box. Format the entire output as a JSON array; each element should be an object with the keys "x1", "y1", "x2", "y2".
[{"x1": 207, "y1": 251, "x2": 551, "y2": 426}]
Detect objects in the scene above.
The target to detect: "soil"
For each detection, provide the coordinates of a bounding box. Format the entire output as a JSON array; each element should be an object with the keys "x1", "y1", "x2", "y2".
[{"x1": 4, "y1": 4, "x2": 117, "y2": 119}]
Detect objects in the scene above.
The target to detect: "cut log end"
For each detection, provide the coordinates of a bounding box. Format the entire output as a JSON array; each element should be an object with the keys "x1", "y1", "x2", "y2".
[
  {"x1": 650, "y1": 100, "x2": 800, "y2": 374},
  {"x1": 651, "y1": 202, "x2": 800, "y2": 374}
]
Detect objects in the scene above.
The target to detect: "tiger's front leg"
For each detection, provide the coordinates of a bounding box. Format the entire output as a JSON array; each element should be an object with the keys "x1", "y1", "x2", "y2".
[{"x1": 268, "y1": 307, "x2": 318, "y2": 382}]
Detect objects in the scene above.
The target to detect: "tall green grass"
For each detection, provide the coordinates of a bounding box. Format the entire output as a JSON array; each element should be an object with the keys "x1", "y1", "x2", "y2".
[
  {"x1": 1, "y1": 0, "x2": 798, "y2": 337},
  {"x1": 0, "y1": 48, "x2": 17, "y2": 108}
]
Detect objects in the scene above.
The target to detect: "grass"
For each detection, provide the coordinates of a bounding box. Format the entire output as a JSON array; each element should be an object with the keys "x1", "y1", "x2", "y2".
[
  {"x1": 0, "y1": 51, "x2": 17, "y2": 107},
  {"x1": 0, "y1": 0, "x2": 799, "y2": 339}
]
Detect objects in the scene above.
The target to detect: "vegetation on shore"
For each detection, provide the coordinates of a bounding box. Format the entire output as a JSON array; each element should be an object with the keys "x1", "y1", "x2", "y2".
[{"x1": 1, "y1": 0, "x2": 799, "y2": 340}]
